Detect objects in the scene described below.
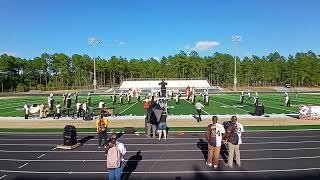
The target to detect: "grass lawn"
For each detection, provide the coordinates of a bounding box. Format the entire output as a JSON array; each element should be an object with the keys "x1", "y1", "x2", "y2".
[{"x1": 0, "y1": 92, "x2": 319, "y2": 117}]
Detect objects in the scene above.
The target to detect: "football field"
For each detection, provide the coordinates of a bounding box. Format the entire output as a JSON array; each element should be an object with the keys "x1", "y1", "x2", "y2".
[{"x1": 0, "y1": 93, "x2": 319, "y2": 117}]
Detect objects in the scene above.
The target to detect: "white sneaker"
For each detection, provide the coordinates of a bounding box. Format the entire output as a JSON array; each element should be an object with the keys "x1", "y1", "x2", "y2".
[
  {"x1": 206, "y1": 162, "x2": 212, "y2": 167},
  {"x1": 213, "y1": 165, "x2": 218, "y2": 169}
]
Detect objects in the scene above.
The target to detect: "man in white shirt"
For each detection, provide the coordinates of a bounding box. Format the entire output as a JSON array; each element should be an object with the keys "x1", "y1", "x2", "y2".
[
  {"x1": 24, "y1": 104, "x2": 29, "y2": 119},
  {"x1": 76, "y1": 102, "x2": 82, "y2": 118},
  {"x1": 98, "y1": 100, "x2": 105, "y2": 115},
  {"x1": 285, "y1": 93, "x2": 290, "y2": 107},
  {"x1": 205, "y1": 116, "x2": 225, "y2": 169},
  {"x1": 195, "y1": 101, "x2": 204, "y2": 122},
  {"x1": 225, "y1": 116, "x2": 244, "y2": 168},
  {"x1": 48, "y1": 93, "x2": 54, "y2": 111}
]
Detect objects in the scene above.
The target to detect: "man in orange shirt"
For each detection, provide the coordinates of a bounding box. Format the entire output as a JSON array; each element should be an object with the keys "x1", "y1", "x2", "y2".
[{"x1": 96, "y1": 114, "x2": 109, "y2": 148}]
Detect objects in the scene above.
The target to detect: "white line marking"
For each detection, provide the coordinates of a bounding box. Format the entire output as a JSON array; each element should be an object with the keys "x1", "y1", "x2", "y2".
[
  {"x1": 183, "y1": 99, "x2": 210, "y2": 115},
  {"x1": 0, "y1": 135, "x2": 319, "y2": 141},
  {"x1": 52, "y1": 147, "x2": 57, "y2": 150},
  {"x1": 0, "y1": 129, "x2": 319, "y2": 135},
  {"x1": 1, "y1": 140, "x2": 320, "y2": 146},
  {"x1": 1, "y1": 167, "x2": 320, "y2": 174},
  {"x1": 18, "y1": 163, "x2": 29, "y2": 169},
  {"x1": 0, "y1": 175, "x2": 6, "y2": 179},
  {"x1": 118, "y1": 102, "x2": 138, "y2": 115},
  {"x1": 210, "y1": 97, "x2": 250, "y2": 113},
  {"x1": 36, "y1": 154, "x2": 45, "y2": 159},
  {"x1": 1, "y1": 147, "x2": 320, "y2": 153},
  {"x1": 1, "y1": 156, "x2": 320, "y2": 162}
]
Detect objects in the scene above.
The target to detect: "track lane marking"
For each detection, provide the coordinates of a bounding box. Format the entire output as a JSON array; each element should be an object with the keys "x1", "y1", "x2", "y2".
[
  {"x1": 1, "y1": 140, "x2": 320, "y2": 146},
  {"x1": 18, "y1": 163, "x2": 28, "y2": 169},
  {"x1": 1, "y1": 156, "x2": 320, "y2": 162},
  {"x1": 1, "y1": 167, "x2": 320, "y2": 174},
  {"x1": 1, "y1": 147, "x2": 320, "y2": 153},
  {"x1": 0, "y1": 175, "x2": 6, "y2": 179},
  {"x1": 118, "y1": 102, "x2": 138, "y2": 115},
  {"x1": 1, "y1": 135, "x2": 320, "y2": 140},
  {"x1": 36, "y1": 154, "x2": 46, "y2": 159}
]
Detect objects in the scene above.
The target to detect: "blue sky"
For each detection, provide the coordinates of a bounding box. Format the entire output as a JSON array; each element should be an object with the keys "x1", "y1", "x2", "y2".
[{"x1": 1, "y1": 0, "x2": 320, "y2": 60}]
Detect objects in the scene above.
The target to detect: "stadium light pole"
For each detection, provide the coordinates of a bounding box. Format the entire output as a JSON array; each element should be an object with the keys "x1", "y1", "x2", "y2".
[
  {"x1": 232, "y1": 35, "x2": 241, "y2": 91},
  {"x1": 88, "y1": 37, "x2": 102, "y2": 92}
]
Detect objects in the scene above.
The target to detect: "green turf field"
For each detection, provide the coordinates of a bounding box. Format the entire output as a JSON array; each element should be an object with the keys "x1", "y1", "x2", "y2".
[{"x1": 0, "y1": 93, "x2": 319, "y2": 117}]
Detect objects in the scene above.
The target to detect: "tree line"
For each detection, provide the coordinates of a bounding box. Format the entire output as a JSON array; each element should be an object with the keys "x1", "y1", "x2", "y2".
[{"x1": 0, "y1": 50, "x2": 319, "y2": 92}]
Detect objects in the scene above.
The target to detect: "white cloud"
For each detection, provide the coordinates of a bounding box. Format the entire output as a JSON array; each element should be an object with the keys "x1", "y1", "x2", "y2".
[
  {"x1": 114, "y1": 40, "x2": 126, "y2": 46},
  {"x1": 0, "y1": 51, "x2": 17, "y2": 57},
  {"x1": 193, "y1": 41, "x2": 220, "y2": 51},
  {"x1": 152, "y1": 56, "x2": 160, "y2": 60}
]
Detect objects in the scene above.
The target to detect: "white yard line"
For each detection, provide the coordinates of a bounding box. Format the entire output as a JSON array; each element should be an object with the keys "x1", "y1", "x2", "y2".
[
  {"x1": 1, "y1": 135, "x2": 319, "y2": 141},
  {"x1": 1, "y1": 167, "x2": 320, "y2": 174},
  {"x1": 0, "y1": 129, "x2": 319, "y2": 136},
  {"x1": 18, "y1": 163, "x2": 29, "y2": 169},
  {"x1": 1, "y1": 156, "x2": 320, "y2": 162},
  {"x1": 1, "y1": 140, "x2": 320, "y2": 146},
  {"x1": 184, "y1": 99, "x2": 210, "y2": 115},
  {"x1": 209, "y1": 98, "x2": 250, "y2": 113},
  {"x1": 219, "y1": 96, "x2": 293, "y2": 113},
  {"x1": 1, "y1": 147, "x2": 320, "y2": 153},
  {"x1": 118, "y1": 102, "x2": 138, "y2": 115}
]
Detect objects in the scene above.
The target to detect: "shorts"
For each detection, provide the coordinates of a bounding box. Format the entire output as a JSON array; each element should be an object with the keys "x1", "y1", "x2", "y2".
[{"x1": 158, "y1": 122, "x2": 167, "y2": 130}]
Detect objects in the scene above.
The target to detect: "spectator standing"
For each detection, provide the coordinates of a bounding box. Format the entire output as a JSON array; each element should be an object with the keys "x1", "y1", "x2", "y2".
[
  {"x1": 224, "y1": 116, "x2": 244, "y2": 168},
  {"x1": 96, "y1": 114, "x2": 109, "y2": 148},
  {"x1": 105, "y1": 133, "x2": 126, "y2": 180},
  {"x1": 148, "y1": 104, "x2": 159, "y2": 139},
  {"x1": 158, "y1": 109, "x2": 167, "y2": 141},
  {"x1": 205, "y1": 116, "x2": 225, "y2": 169},
  {"x1": 195, "y1": 101, "x2": 204, "y2": 122}
]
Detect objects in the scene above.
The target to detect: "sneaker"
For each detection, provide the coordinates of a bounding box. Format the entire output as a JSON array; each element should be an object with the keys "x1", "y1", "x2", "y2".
[
  {"x1": 224, "y1": 163, "x2": 233, "y2": 168},
  {"x1": 213, "y1": 165, "x2": 218, "y2": 169},
  {"x1": 206, "y1": 162, "x2": 212, "y2": 167},
  {"x1": 98, "y1": 146, "x2": 102, "y2": 149}
]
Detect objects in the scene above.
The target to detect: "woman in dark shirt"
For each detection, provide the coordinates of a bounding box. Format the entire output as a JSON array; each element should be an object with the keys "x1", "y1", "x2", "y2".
[{"x1": 158, "y1": 109, "x2": 167, "y2": 141}]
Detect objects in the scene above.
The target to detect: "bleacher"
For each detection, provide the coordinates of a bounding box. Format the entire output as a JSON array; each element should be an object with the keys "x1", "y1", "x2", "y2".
[{"x1": 109, "y1": 79, "x2": 221, "y2": 94}]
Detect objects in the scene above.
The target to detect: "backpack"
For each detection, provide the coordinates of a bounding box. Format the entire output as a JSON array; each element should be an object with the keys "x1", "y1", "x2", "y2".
[
  {"x1": 106, "y1": 144, "x2": 121, "y2": 169},
  {"x1": 226, "y1": 123, "x2": 239, "y2": 145},
  {"x1": 205, "y1": 124, "x2": 217, "y2": 147},
  {"x1": 99, "y1": 120, "x2": 106, "y2": 132}
]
